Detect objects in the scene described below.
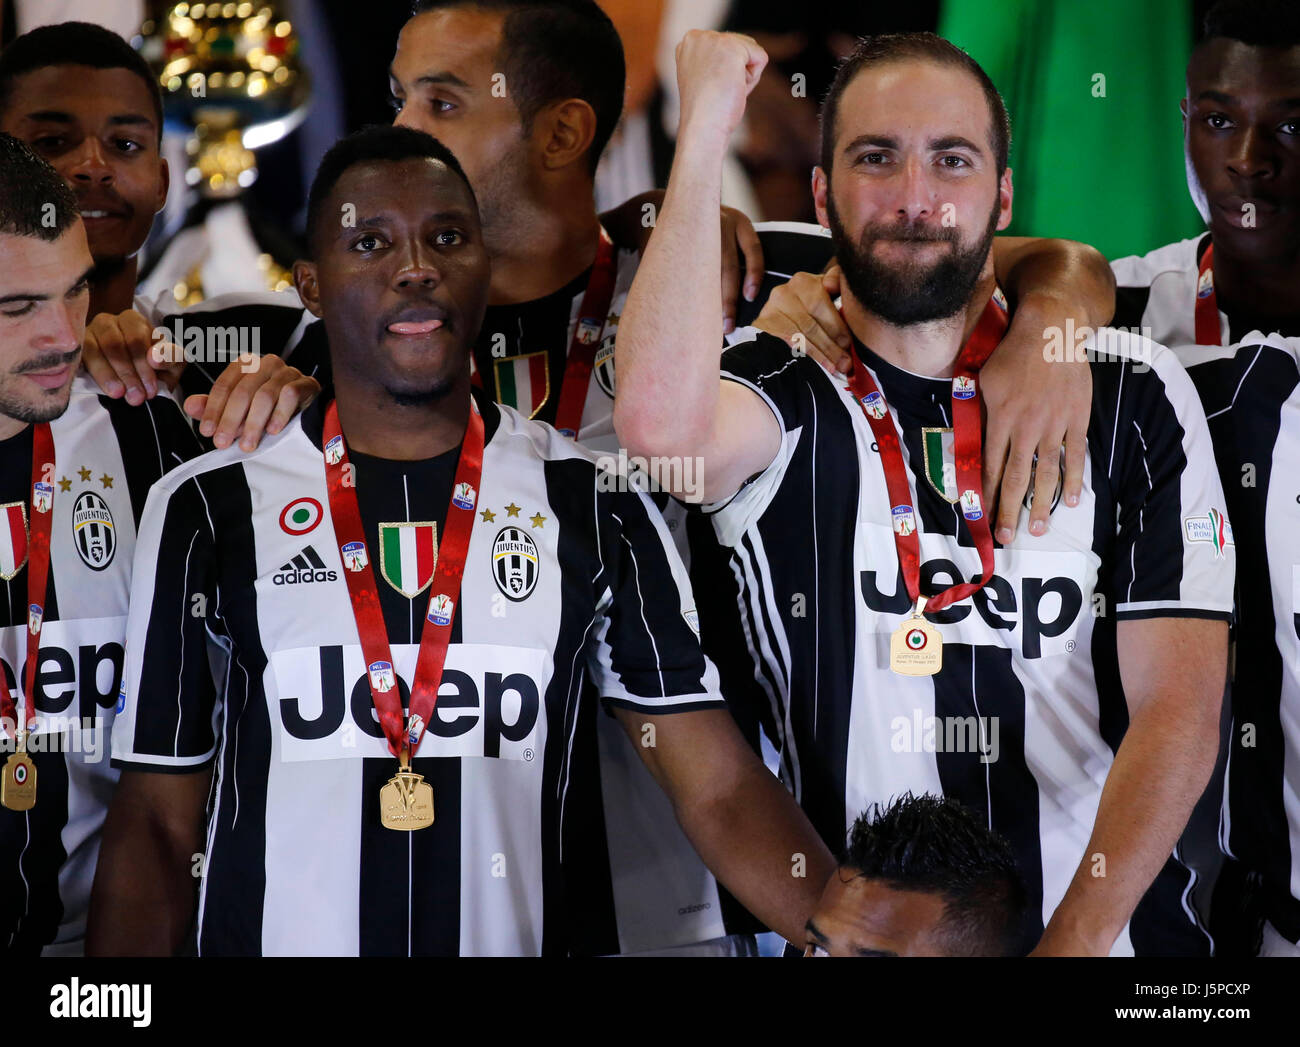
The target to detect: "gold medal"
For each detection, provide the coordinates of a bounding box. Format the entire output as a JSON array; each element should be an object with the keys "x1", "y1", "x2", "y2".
[
  {"x1": 380, "y1": 753, "x2": 434, "y2": 831},
  {"x1": 889, "y1": 597, "x2": 943, "y2": 676},
  {"x1": 2, "y1": 734, "x2": 36, "y2": 811}
]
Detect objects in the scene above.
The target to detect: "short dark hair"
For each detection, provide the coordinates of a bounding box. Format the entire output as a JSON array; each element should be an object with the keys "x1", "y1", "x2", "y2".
[
  {"x1": 0, "y1": 21, "x2": 164, "y2": 132},
  {"x1": 305, "y1": 125, "x2": 477, "y2": 257},
  {"x1": 843, "y1": 792, "x2": 1029, "y2": 957},
  {"x1": 820, "y1": 32, "x2": 1011, "y2": 180},
  {"x1": 410, "y1": 0, "x2": 624, "y2": 176},
  {"x1": 1199, "y1": 0, "x2": 1300, "y2": 48},
  {"x1": 0, "y1": 133, "x2": 80, "y2": 241}
]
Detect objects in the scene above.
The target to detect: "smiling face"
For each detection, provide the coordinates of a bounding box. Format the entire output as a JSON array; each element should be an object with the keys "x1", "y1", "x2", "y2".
[
  {"x1": 814, "y1": 59, "x2": 1012, "y2": 326},
  {"x1": 0, "y1": 223, "x2": 92, "y2": 424},
  {"x1": 1183, "y1": 39, "x2": 1300, "y2": 262},
  {"x1": 0, "y1": 65, "x2": 168, "y2": 266},
  {"x1": 296, "y1": 156, "x2": 490, "y2": 406},
  {"x1": 389, "y1": 8, "x2": 531, "y2": 243}
]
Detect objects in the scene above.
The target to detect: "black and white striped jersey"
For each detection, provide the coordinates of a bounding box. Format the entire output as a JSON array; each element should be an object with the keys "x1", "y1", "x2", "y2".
[
  {"x1": 1172, "y1": 333, "x2": 1300, "y2": 942},
  {"x1": 140, "y1": 266, "x2": 742, "y2": 954},
  {"x1": 0, "y1": 378, "x2": 200, "y2": 954},
  {"x1": 696, "y1": 328, "x2": 1235, "y2": 955},
  {"x1": 111, "y1": 391, "x2": 722, "y2": 956},
  {"x1": 1111, "y1": 235, "x2": 1300, "y2": 346}
]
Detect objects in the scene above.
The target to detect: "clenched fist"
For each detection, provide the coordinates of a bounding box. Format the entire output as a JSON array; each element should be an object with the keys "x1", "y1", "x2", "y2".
[{"x1": 674, "y1": 30, "x2": 768, "y2": 144}]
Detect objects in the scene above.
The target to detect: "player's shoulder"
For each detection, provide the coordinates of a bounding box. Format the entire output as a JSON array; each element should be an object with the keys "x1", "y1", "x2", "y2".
[
  {"x1": 1109, "y1": 235, "x2": 1204, "y2": 288},
  {"x1": 146, "y1": 407, "x2": 310, "y2": 504},
  {"x1": 59, "y1": 375, "x2": 196, "y2": 452},
  {"x1": 721, "y1": 327, "x2": 820, "y2": 384},
  {"x1": 1085, "y1": 327, "x2": 1197, "y2": 400}
]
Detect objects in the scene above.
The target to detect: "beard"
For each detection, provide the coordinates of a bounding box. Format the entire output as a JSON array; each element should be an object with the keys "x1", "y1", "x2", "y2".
[
  {"x1": 0, "y1": 349, "x2": 80, "y2": 424},
  {"x1": 827, "y1": 193, "x2": 1001, "y2": 326}
]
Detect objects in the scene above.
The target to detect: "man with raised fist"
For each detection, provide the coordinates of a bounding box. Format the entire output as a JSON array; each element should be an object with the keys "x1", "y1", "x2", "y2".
[{"x1": 614, "y1": 29, "x2": 1234, "y2": 956}]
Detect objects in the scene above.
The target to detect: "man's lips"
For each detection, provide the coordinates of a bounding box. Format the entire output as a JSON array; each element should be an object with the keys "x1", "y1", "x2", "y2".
[
  {"x1": 386, "y1": 318, "x2": 445, "y2": 335},
  {"x1": 22, "y1": 365, "x2": 73, "y2": 390}
]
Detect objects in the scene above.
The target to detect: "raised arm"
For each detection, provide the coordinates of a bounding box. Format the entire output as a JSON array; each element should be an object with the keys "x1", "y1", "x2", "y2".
[
  {"x1": 1034, "y1": 617, "x2": 1226, "y2": 955},
  {"x1": 612, "y1": 31, "x2": 781, "y2": 505}
]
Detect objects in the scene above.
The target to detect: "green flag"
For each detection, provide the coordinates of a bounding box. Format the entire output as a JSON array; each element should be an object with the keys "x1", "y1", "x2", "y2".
[{"x1": 940, "y1": 0, "x2": 1204, "y2": 260}]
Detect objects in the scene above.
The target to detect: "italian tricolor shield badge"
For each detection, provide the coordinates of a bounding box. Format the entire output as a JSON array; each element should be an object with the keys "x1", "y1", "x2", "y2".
[
  {"x1": 379, "y1": 522, "x2": 438, "y2": 598},
  {"x1": 495, "y1": 351, "x2": 550, "y2": 418},
  {"x1": 0, "y1": 502, "x2": 29, "y2": 581},
  {"x1": 921, "y1": 427, "x2": 958, "y2": 503}
]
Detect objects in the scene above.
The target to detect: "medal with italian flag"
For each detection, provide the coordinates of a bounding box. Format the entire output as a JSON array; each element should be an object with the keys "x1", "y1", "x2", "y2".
[{"x1": 846, "y1": 291, "x2": 1009, "y2": 676}]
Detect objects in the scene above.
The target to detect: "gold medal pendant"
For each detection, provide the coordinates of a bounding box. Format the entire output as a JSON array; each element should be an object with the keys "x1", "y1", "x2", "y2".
[
  {"x1": 1, "y1": 745, "x2": 37, "y2": 811},
  {"x1": 380, "y1": 754, "x2": 434, "y2": 831},
  {"x1": 889, "y1": 598, "x2": 943, "y2": 676}
]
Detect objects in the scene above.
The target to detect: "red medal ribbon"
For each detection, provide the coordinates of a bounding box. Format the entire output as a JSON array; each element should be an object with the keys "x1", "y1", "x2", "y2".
[
  {"x1": 322, "y1": 399, "x2": 484, "y2": 759},
  {"x1": 553, "y1": 229, "x2": 618, "y2": 438},
  {"x1": 0, "y1": 422, "x2": 54, "y2": 736},
  {"x1": 1194, "y1": 243, "x2": 1221, "y2": 346},
  {"x1": 846, "y1": 291, "x2": 1010, "y2": 614}
]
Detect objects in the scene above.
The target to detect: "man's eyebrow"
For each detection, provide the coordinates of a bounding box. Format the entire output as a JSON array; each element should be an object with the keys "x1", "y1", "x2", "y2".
[
  {"x1": 805, "y1": 918, "x2": 829, "y2": 942},
  {"x1": 855, "y1": 947, "x2": 898, "y2": 957},
  {"x1": 931, "y1": 135, "x2": 984, "y2": 154},
  {"x1": 21, "y1": 110, "x2": 154, "y2": 130},
  {"x1": 388, "y1": 67, "x2": 471, "y2": 91},
  {"x1": 1195, "y1": 89, "x2": 1238, "y2": 106},
  {"x1": 842, "y1": 134, "x2": 898, "y2": 155},
  {"x1": 346, "y1": 208, "x2": 472, "y2": 229},
  {"x1": 0, "y1": 264, "x2": 94, "y2": 307}
]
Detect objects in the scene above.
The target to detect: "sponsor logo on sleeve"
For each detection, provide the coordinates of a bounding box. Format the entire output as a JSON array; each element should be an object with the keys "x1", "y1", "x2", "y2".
[{"x1": 1183, "y1": 508, "x2": 1234, "y2": 558}]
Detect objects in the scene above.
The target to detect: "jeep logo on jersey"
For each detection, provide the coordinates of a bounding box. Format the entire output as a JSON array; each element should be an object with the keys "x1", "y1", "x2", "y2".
[
  {"x1": 72, "y1": 491, "x2": 115, "y2": 570},
  {"x1": 1184, "y1": 508, "x2": 1234, "y2": 558},
  {"x1": 0, "y1": 502, "x2": 29, "y2": 581},
  {"x1": 594, "y1": 335, "x2": 616, "y2": 398},
  {"x1": 0, "y1": 619, "x2": 125, "y2": 721},
  {"x1": 492, "y1": 527, "x2": 539, "y2": 601},
  {"x1": 271, "y1": 643, "x2": 545, "y2": 762},
  {"x1": 861, "y1": 551, "x2": 1088, "y2": 660}
]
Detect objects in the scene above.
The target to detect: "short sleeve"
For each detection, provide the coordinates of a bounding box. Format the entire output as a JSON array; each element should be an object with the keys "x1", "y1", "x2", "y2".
[
  {"x1": 699, "y1": 331, "x2": 814, "y2": 542},
  {"x1": 587, "y1": 471, "x2": 724, "y2": 715},
  {"x1": 1101, "y1": 342, "x2": 1236, "y2": 621},
  {"x1": 112, "y1": 473, "x2": 221, "y2": 771}
]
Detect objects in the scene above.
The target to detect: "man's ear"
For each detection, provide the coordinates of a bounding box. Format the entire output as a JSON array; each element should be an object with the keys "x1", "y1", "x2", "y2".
[
  {"x1": 293, "y1": 260, "x2": 323, "y2": 318},
  {"x1": 812, "y1": 166, "x2": 831, "y2": 230},
  {"x1": 154, "y1": 156, "x2": 170, "y2": 216},
  {"x1": 538, "y1": 98, "x2": 598, "y2": 173},
  {"x1": 996, "y1": 167, "x2": 1013, "y2": 232}
]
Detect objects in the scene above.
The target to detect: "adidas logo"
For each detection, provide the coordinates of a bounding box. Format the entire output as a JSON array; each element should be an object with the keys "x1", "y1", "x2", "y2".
[{"x1": 273, "y1": 545, "x2": 338, "y2": 586}]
